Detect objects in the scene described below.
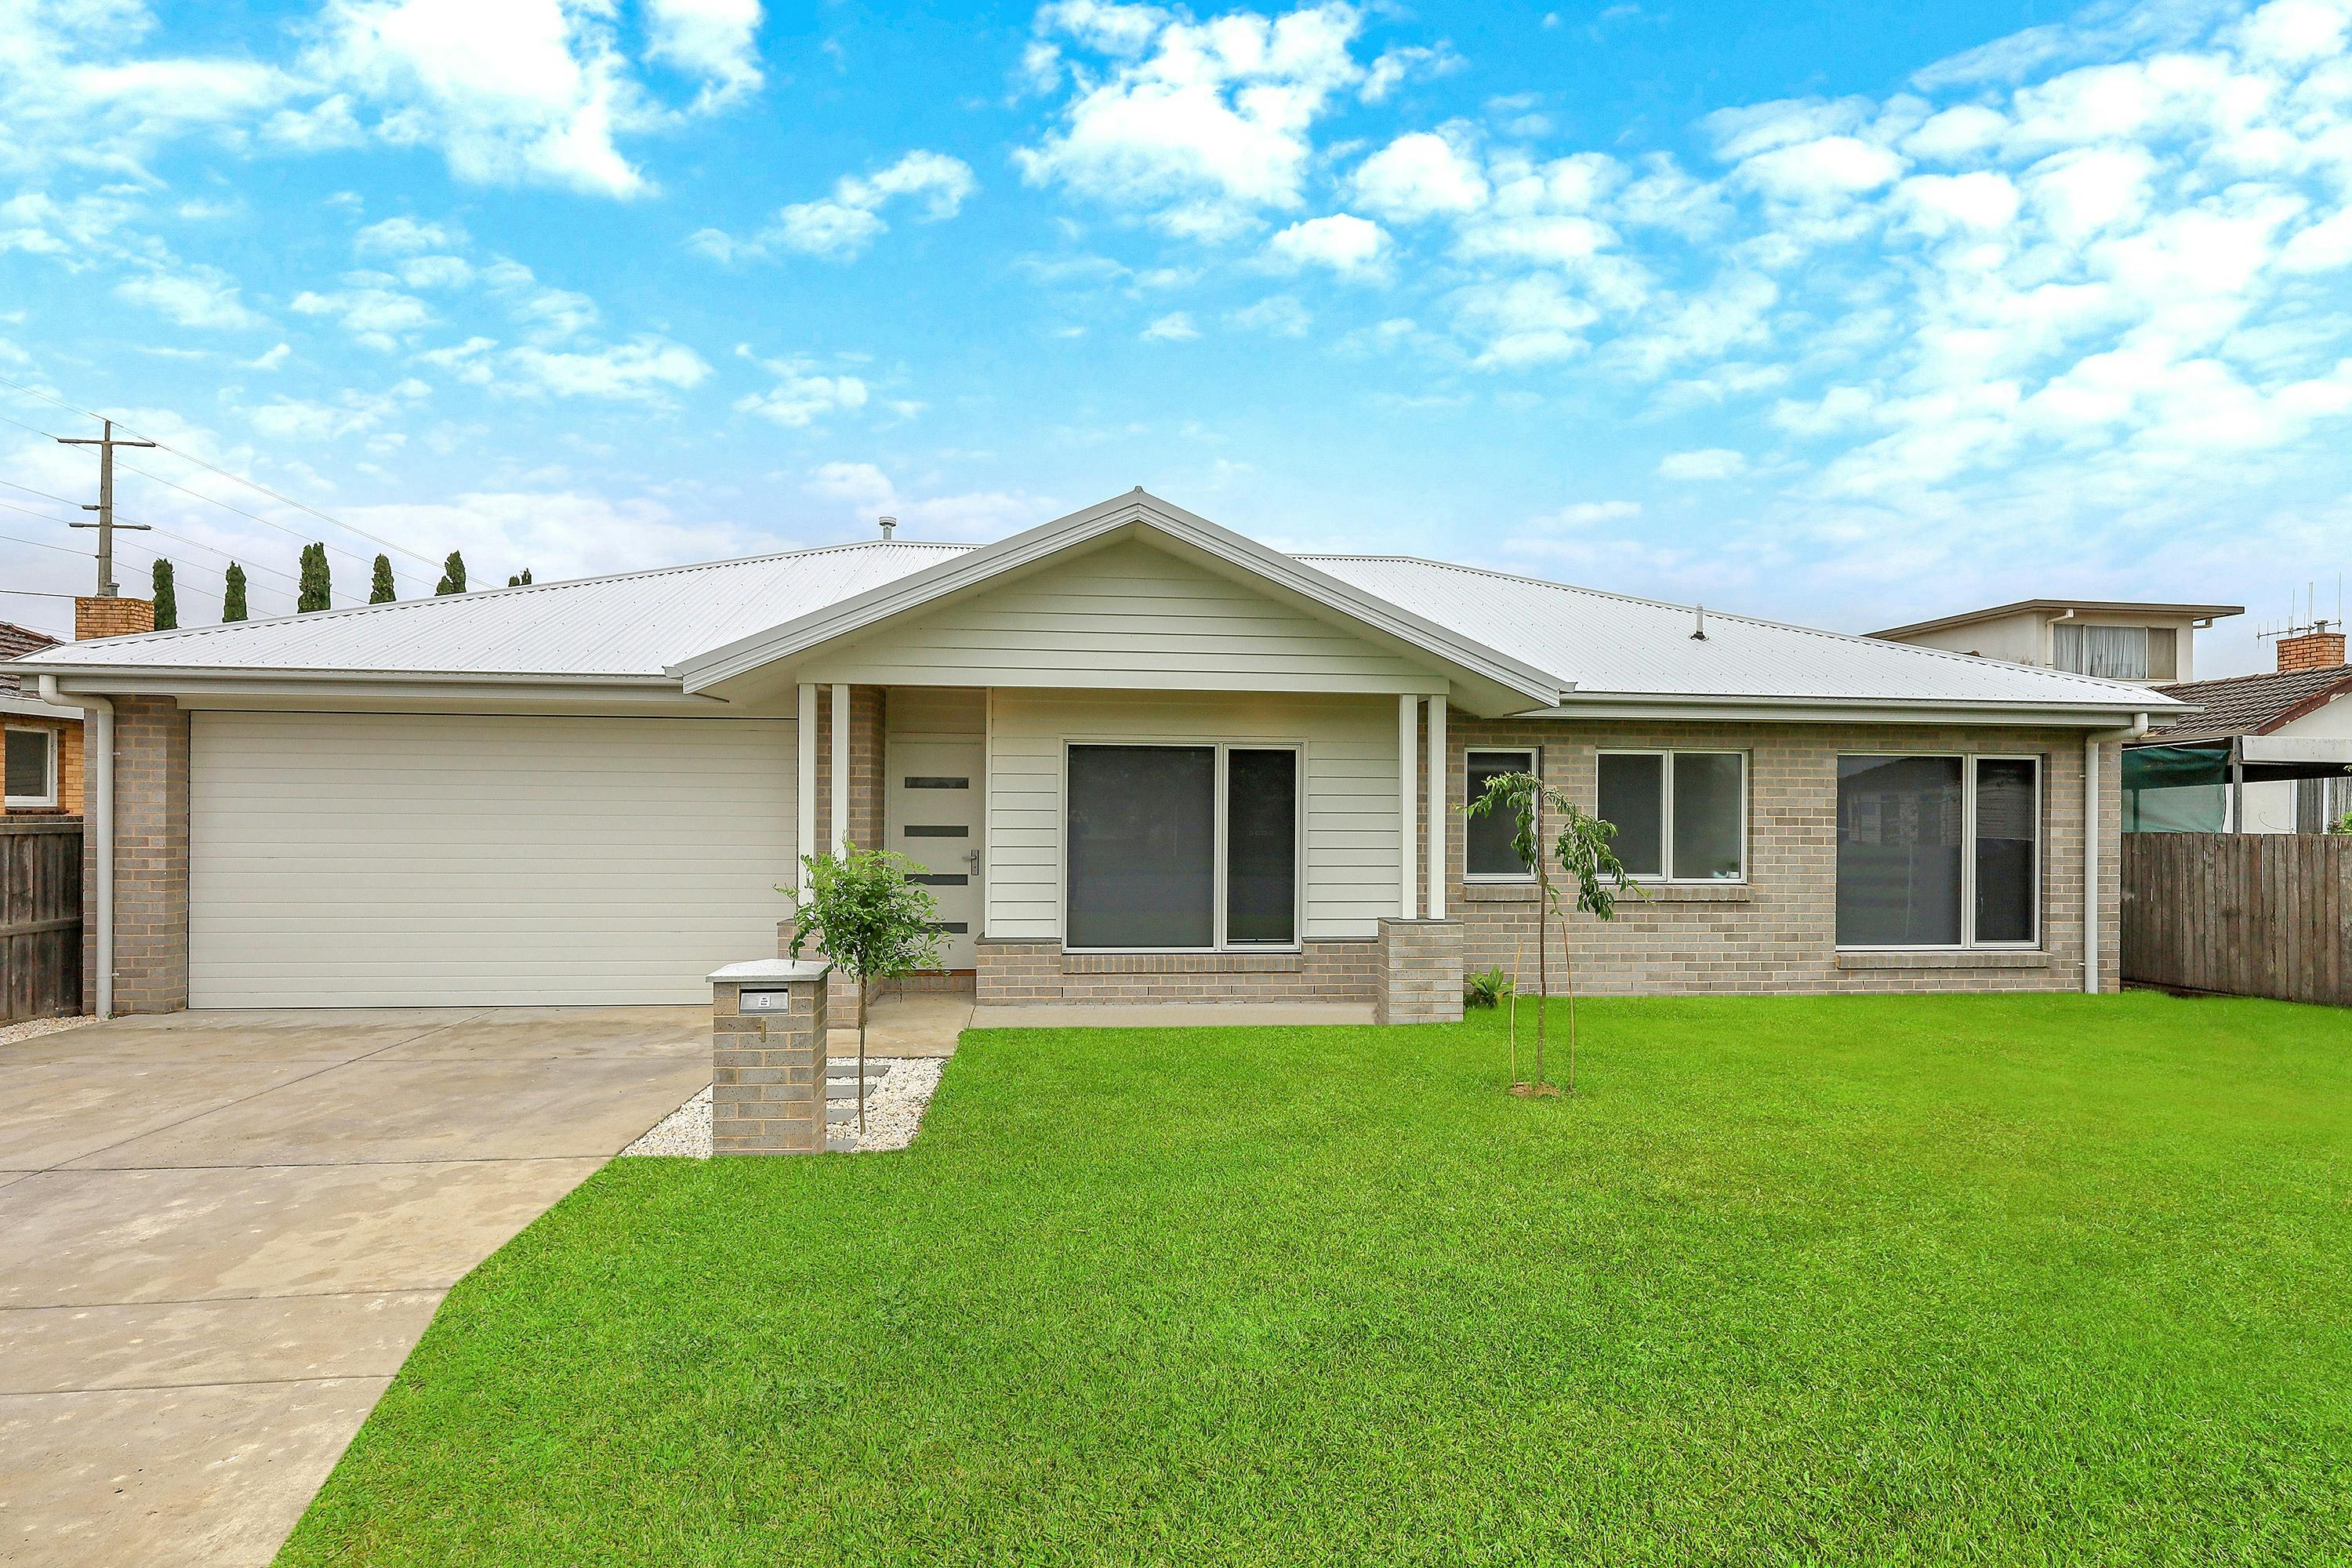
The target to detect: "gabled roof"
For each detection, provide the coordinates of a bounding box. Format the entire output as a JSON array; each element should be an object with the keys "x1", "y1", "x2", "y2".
[
  {"x1": 14, "y1": 488, "x2": 2176, "y2": 720},
  {"x1": 2143, "y1": 666, "x2": 2352, "y2": 745},
  {"x1": 667, "y1": 490, "x2": 1564, "y2": 711},
  {"x1": 1871, "y1": 598, "x2": 2245, "y2": 640}
]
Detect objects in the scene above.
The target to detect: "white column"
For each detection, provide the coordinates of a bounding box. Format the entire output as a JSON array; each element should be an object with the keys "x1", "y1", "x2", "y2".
[
  {"x1": 1397, "y1": 693, "x2": 1417, "y2": 919},
  {"x1": 1425, "y1": 695, "x2": 1446, "y2": 920},
  {"x1": 797, "y1": 683, "x2": 818, "y2": 895},
  {"x1": 830, "y1": 682, "x2": 851, "y2": 857},
  {"x1": 2083, "y1": 733, "x2": 2100, "y2": 996}
]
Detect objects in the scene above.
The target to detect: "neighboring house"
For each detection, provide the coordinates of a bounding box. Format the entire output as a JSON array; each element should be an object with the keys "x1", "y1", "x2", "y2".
[
  {"x1": 1, "y1": 621, "x2": 84, "y2": 816},
  {"x1": 2123, "y1": 628, "x2": 2352, "y2": 833},
  {"x1": 17, "y1": 491, "x2": 2173, "y2": 1022},
  {"x1": 1871, "y1": 599, "x2": 2244, "y2": 685}
]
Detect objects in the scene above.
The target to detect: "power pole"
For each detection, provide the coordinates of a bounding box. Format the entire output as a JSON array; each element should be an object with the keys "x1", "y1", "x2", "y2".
[{"x1": 56, "y1": 418, "x2": 156, "y2": 597}]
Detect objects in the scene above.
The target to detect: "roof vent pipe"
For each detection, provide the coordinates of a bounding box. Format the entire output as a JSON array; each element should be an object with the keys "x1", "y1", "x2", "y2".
[
  {"x1": 1691, "y1": 604, "x2": 1708, "y2": 641},
  {"x1": 878, "y1": 515, "x2": 896, "y2": 540}
]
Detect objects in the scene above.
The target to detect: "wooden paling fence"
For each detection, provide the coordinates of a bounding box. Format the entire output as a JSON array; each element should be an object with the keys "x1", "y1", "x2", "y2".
[
  {"x1": 2122, "y1": 832, "x2": 2352, "y2": 1007},
  {"x1": 1, "y1": 818, "x2": 82, "y2": 1023}
]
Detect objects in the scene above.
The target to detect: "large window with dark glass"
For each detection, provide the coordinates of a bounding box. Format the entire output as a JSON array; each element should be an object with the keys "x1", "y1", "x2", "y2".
[
  {"x1": 1836, "y1": 753, "x2": 2041, "y2": 949},
  {"x1": 1065, "y1": 742, "x2": 1301, "y2": 950},
  {"x1": 1465, "y1": 749, "x2": 1537, "y2": 879},
  {"x1": 1596, "y1": 751, "x2": 1745, "y2": 882}
]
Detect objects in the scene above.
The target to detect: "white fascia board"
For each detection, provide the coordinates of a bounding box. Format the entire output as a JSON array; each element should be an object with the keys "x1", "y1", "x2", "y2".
[
  {"x1": 2241, "y1": 735, "x2": 2352, "y2": 764},
  {"x1": 38, "y1": 669, "x2": 709, "y2": 712},
  {"x1": 0, "y1": 692, "x2": 82, "y2": 719},
  {"x1": 668, "y1": 491, "x2": 1566, "y2": 707},
  {"x1": 1534, "y1": 694, "x2": 2171, "y2": 726}
]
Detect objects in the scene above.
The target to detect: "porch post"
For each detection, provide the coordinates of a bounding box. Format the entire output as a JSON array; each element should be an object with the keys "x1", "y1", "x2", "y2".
[
  {"x1": 797, "y1": 683, "x2": 818, "y2": 896},
  {"x1": 830, "y1": 682, "x2": 851, "y2": 857},
  {"x1": 1397, "y1": 693, "x2": 1417, "y2": 919},
  {"x1": 1425, "y1": 695, "x2": 1446, "y2": 920}
]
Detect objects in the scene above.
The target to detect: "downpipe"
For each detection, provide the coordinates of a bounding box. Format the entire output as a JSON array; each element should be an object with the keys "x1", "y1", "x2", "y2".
[{"x1": 42, "y1": 676, "x2": 112, "y2": 1020}]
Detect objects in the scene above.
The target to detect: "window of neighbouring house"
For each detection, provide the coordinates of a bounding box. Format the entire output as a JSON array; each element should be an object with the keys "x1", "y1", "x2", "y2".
[
  {"x1": 1465, "y1": 749, "x2": 1537, "y2": 880},
  {"x1": 1836, "y1": 753, "x2": 2042, "y2": 949},
  {"x1": 1065, "y1": 742, "x2": 1301, "y2": 950},
  {"x1": 2053, "y1": 622, "x2": 2158, "y2": 680},
  {"x1": 1596, "y1": 751, "x2": 1746, "y2": 882},
  {"x1": 4, "y1": 727, "x2": 56, "y2": 808}
]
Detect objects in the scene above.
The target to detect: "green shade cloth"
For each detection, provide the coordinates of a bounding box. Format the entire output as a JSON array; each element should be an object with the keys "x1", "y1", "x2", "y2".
[{"x1": 2122, "y1": 744, "x2": 2228, "y2": 833}]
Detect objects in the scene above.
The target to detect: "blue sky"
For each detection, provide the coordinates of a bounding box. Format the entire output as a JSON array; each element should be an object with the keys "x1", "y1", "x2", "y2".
[{"x1": 4, "y1": 0, "x2": 2349, "y2": 674}]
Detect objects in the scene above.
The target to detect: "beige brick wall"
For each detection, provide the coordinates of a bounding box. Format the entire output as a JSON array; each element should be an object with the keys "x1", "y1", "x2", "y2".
[
  {"x1": 1442, "y1": 714, "x2": 2121, "y2": 996},
  {"x1": 789, "y1": 684, "x2": 894, "y2": 1021},
  {"x1": 711, "y1": 977, "x2": 829, "y2": 1156},
  {"x1": 1374, "y1": 917, "x2": 1464, "y2": 1023},
  {"x1": 82, "y1": 695, "x2": 191, "y2": 1014},
  {"x1": 976, "y1": 938, "x2": 1378, "y2": 1004}
]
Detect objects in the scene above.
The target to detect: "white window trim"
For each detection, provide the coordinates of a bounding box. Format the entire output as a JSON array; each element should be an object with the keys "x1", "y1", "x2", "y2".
[
  {"x1": 1059, "y1": 739, "x2": 1306, "y2": 954},
  {"x1": 3, "y1": 724, "x2": 59, "y2": 809},
  {"x1": 1835, "y1": 751, "x2": 2043, "y2": 953},
  {"x1": 1597, "y1": 749, "x2": 1750, "y2": 886},
  {"x1": 1463, "y1": 746, "x2": 1540, "y2": 884}
]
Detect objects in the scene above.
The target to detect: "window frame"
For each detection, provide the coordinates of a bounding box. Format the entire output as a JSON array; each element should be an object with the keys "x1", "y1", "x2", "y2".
[
  {"x1": 1834, "y1": 750, "x2": 2043, "y2": 953},
  {"x1": 1594, "y1": 748, "x2": 1750, "y2": 886},
  {"x1": 1462, "y1": 746, "x2": 1540, "y2": 884},
  {"x1": 1059, "y1": 739, "x2": 1305, "y2": 954},
  {"x1": 3, "y1": 724, "x2": 59, "y2": 809}
]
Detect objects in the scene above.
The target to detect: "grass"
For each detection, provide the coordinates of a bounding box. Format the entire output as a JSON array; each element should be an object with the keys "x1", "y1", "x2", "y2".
[{"x1": 278, "y1": 994, "x2": 2352, "y2": 1566}]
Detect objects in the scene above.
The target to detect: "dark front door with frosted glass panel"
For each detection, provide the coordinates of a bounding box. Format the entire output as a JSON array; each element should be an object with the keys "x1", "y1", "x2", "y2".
[{"x1": 888, "y1": 739, "x2": 983, "y2": 967}]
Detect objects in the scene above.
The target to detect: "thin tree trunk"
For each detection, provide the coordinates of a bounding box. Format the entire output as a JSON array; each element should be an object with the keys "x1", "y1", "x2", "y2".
[
  {"x1": 857, "y1": 1001, "x2": 868, "y2": 1136},
  {"x1": 1561, "y1": 916, "x2": 1576, "y2": 1097},
  {"x1": 1534, "y1": 872, "x2": 1548, "y2": 1087}
]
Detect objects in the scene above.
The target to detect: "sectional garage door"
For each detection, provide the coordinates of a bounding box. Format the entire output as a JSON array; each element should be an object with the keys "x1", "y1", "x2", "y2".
[{"x1": 190, "y1": 711, "x2": 795, "y2": 1007}]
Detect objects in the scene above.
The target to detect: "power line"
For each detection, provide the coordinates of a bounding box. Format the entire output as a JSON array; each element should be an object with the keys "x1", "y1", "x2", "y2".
[
  {"x1": 114, "y1": 457, "x2": 410, "y2": 583},
  {"x1": 0, "y1": 372, "x2": 442, "y2": 570},
  {"x1": 2, "y1": 475, "x2": 339, "y2": 593}
]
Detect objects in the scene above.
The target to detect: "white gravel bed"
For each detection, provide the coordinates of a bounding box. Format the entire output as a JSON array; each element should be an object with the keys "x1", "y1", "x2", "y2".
[
  {"x1": 0, "y1": 1014, "x2": 93, "y2": 1051},
  {"x1": 620, "y1": 1058, "x2": 947, "y2": 1158}
]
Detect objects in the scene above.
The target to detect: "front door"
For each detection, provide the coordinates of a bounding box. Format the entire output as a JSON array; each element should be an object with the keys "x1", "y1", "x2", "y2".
[{"x1": 887, "y1": 738, "x2": 984, "y2": 968}]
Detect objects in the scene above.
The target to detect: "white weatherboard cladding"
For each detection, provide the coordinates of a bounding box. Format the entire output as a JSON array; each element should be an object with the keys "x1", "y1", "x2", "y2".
[
  {"x1": 800, "y1": 539, "x2": 1445, "y2": 696},
  {"x1": 985, "y1": 689, "x2": 1399, "y2": 942},
  {"x1": 189, "y1": 712, "x2": 795, "y2": 1006}
]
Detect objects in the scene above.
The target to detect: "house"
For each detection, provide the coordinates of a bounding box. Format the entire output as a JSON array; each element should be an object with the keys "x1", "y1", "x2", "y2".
[
  {"x1": 2122, "y1": 626, "x2": 2352, "y2": 833},
  {"x1": 15, "y1": 491, "x2": 2174, "y2": 1022},
  {"x1": 1869, "y1": 599, "x2": 2244, "y2": 685},
  {"x1": 1, "y1": 621, "x2": 85, "y2": 817}
]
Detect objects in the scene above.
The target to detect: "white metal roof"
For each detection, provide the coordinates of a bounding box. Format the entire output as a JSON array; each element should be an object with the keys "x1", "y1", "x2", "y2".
[{"x1": 18, "y1": 497, "x2": 2172, "y2": 717}]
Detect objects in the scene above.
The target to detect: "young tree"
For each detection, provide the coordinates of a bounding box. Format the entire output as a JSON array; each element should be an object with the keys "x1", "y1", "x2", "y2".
[
  {"x1": 150, "y1": 557, "x2": 176, "y2": 630},
  {"x1": 1465, "y1": 771, "x2": 1638, "y2": 1096},
  {"x1": 297, "y1": 543, "x2": 331, "y2": 612},
  {"x1": 783, "y1": 844, "x2": 947, "y2": 1134},
  {"x1": 369, "y1": 554, "x2": 397, "y2": 603},
  {"x1": 222, "y1": 562, "x2": 249, "y2": 622},
  {"x1": 506, "y1": 568, "x2": 533, "y2": 586},
  {"x1": 434, "y1": 551, "x2": 466, "y2": 595}
]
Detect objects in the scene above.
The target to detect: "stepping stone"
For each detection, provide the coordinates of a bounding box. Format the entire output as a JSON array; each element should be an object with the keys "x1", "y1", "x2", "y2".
[{"x1": 825, "y1": 1134, "x2": 858, "y2": 1152}]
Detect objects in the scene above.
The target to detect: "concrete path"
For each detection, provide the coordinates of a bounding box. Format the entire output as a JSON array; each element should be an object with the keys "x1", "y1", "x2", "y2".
[{"x1": 0, "y1": 1006, "x2": 709, "y2": 1568}]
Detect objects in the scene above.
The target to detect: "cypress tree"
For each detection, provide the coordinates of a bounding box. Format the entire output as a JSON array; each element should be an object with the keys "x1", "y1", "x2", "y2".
[
  {"x1": 298, "y1": 543, "x2": 331, "y2": 612},
  {"x1": 223, "y1": 563, "x2": 249, "y2": 622},
  {"x1": 151, "y1": 557, "x2": 177, "y2": 630},
  {"x1": 435, "y1": 550, "x2": 466, "y2": 595},
  {"x1": 369, "y1": 554, "x2": 396, "y2": 603},
  {"x1": 506, "y1": 568, "x2": 533, "y2": 586}
]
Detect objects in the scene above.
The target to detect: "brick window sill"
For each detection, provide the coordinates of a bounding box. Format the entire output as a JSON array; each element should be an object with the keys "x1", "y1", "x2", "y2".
[{"x1": 1835, "y1": 949, "x2": 2051, "y2": 971}]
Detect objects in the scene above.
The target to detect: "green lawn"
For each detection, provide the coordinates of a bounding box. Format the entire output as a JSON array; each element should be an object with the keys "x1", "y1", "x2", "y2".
[{"x1": 280, "y1": 994, "x2": 2352, "y2": 1566}]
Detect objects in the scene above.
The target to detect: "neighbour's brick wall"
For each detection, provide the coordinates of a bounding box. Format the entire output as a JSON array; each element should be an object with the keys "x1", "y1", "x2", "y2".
[
  {"x1": 82, "y1": 695, "x2": 191, "y2": 1014},
  {"x1": 1442, "y1": 714, "x2": 2120, "y2": 996},
  {"x1": 0, "y1": 719, "x2": 82, "y2": 815},
  {"x1": 74, "y1": 596, "x2": 155, "y2": 641},
  {"x1": 976, "y1": 938, "x2": 1379, "y2": 1004}
]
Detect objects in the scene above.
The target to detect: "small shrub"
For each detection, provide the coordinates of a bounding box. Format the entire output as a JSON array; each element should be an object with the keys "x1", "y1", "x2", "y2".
[{"x1": 1464, "y1": 967, "x2": 1513, "y2": 1010}]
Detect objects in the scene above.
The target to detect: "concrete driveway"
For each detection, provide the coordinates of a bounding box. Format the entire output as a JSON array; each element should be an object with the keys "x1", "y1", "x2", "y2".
[{"x1": 0, "y1": 1006, "x2": 709, "y2": 1568}]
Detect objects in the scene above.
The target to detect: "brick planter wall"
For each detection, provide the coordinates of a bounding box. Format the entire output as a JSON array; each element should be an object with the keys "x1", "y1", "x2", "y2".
[{"x1": 1374, "y1": 917, "x2": 1464, "y2": 1023}]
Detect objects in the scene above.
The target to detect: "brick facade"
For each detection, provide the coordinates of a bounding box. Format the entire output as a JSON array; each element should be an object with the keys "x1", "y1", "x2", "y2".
[
  {"x1": 1441, "y1": 714, "x2": 2120, "y2": 996},
  {"x1": 793, "y1": 684, "x2": 892, "y2": 1020},
  {"x1": 1374, "y1": 918, "x2": 1464, "y2": 1023},
  {"x1": 2274, "y1": 630, "x2": 2347, "y2": 672},
  {"x1": 711, "y1": 968, "x2": 829, "y2": 1156},
  {"x1": 82, "y1": 695, "x2": 192, "y2": 1014},
  {"x1": 976, "y1": 938, "x2": 1379, "y2": 1004}
]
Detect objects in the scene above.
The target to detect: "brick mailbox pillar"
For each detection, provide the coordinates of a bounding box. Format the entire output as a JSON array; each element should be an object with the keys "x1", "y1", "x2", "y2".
[
  {"x1": 1374, "y1": 918, "x2": 1465, "y2": 1025},
  {"x1": 709, "y1": 958, "x2": 832, "y2": 1156}
]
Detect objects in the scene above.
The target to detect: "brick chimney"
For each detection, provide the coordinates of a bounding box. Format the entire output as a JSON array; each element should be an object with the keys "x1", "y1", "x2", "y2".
[
  {"x1": 2276, "y1": 628, "x2": 2348, "y2": 672},
  {"x1": 75, "y1": 596, "x2": 154, "y2": 641}
]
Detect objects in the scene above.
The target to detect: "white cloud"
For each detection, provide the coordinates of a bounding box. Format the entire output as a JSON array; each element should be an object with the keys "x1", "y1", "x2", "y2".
[
  {"x1": 503, "y1": 333, "x2": 711, "y2": 399},
  {"x1": 733, "y1": 354, "x2": 869, "y2": 426},
  {"x1": 1266, "y1": 212, "x2": 1388, "y2": 278},
  {"x1": 1450, "y1": 273, "x2": 1599, "y2": 367},
  {"x1": 1142, "y1": 310, "x2": 1200, "y2": 341},
  {"x1": 1351, "y1": 129, "x2": 1488, "y2": 221},
  {"x1": 644, "y1": 0, "x2": 764, "y2": 107},
  {"x1": 1015, "y1": 1, "x2": 1368, "y2": 238},
  {"x1": 292, "y1": 284, "x2": 434, "y2": 349},
  {"x1": 1657, "y1": 447, "x2": 1749, "y2": 480},
  {"x1": 1229, "y1": 294, "x2": 1311, "y2": 336},
  {"x1": 248, "y1": 342, "x2": 292, "y2": 370},
  {"x1": 1533, "y1": 499, "x2": 1642, "y2": 527},
  {"x1": 755, "y1": 150, "x2": 978, "y2": 261},
  {"x1": 353, "y1": 215, "x2": 464, "y2": 254},
  {"x1": 114, "y1": 263, "x2": 267, "y2": 331},
  {"x1": 802, "y1": 461, "x2": 1053, "y2": 541}
]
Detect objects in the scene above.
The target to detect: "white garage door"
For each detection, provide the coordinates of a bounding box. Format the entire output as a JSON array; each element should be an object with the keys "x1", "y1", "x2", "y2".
[{"x1": 191, "y1": 711, "x2": 795, "y2": 1007}]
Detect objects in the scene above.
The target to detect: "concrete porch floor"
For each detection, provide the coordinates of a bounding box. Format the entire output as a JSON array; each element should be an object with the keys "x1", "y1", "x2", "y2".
[{"x1": 0, "y1": 1005, "x2": 710, "y2": 1568}]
